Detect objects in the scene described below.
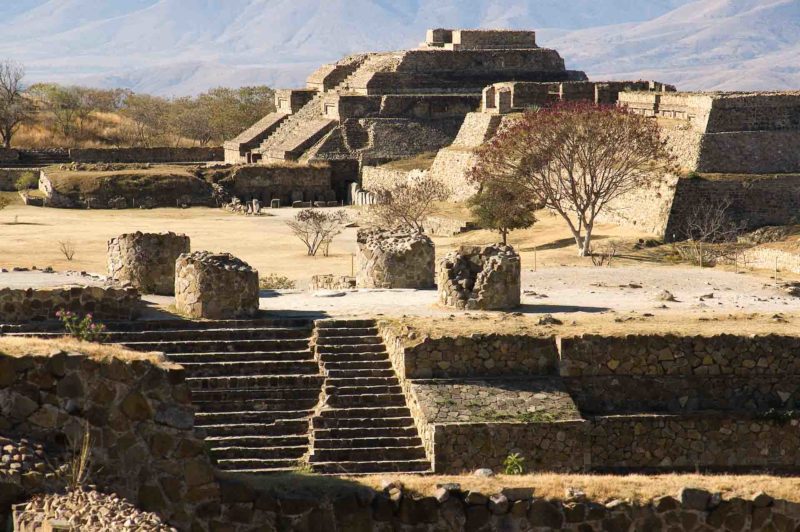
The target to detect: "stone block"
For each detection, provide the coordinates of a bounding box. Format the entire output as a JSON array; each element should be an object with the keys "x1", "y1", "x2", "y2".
[
  {"x1": 107, "y1": 232, "x2": 190, "y2": 295},
  {"x1": 174, "y1": 251, "x2": 259, "y2": 319},
  {"x1": 356, "y1": 229, "x2": 435, "y2": 289},
  {"x1": 438, "y1": 243, "x2": 521, "y2": 310}
]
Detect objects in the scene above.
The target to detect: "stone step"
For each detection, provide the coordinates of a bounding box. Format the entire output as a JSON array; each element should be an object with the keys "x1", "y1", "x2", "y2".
[
  {"x1": 326, "y1": 368, "x2": 395, "y2": 379},
  {"x1": 316, "y1": 319, "x2": 376, "y2": 329},
  {"x1": 191, "y1": 388, "x2": 320, "y2": 403},
  {"x1": 205, "y1": 419, "x2": 308, "y2": 440},
  {"x1": 121, "y1": 338, "x2": 310, "y2": 353},
  {"x1": 196, "y1": 409, "x2": 311, "y2": 425},
  {"x1": 195, "y1": 397, "x2": 319, "y2": 413},
  {"x1": 313, "y1": 426, "x2": 419, "y2": 440},
  {"x1": 325, "y1": 376, "x2": 397, "y2": 387},
  {"x1": 104, "y1": 327, "x2": 311, "y2": 342},
  {"x1": 316, "y1": 336, "x2": 382, "y2": 346},
  {"x1": 168, "y1": 350, "x2": 313, "y2": 364},
  {"x1": 326, "y1": 393, "x2": 406, "y2": 408},
  {"x1": 316, "y1": 327, "x2": 378, "y2": 338},
  {"x1": 179, "y1": 360, "x2": 319, "y2": 377},
  {"x1": 318, "y1": 405, "x2": 411, "y2": 419},
  {"x1": 325, "y1": 384, "x2": 402, "y2": 396},
  {"x1": 318, "y1": 352, "x2": 387, "y2": 363},
  {"x1": 205, "y1": 435, "x2": 307, "y2": 448},
  {"x1": 316, "y1": 344, "x2": 385, "y2": 354},
  {"x1": 322, "y1": 360, "x2": 391, "y2": 371},
  {"x1": 313, "y1": 436, "x2": 422, "y2": 449},
  {"x1": 186, "y1": 374, "x2": 324, "y2": 390},
  {"x1": 313, "y1": 416, "x2": 415, "y2": 430},
  {"x1": 310, "y1": 459, "x2": 430, "y2": 475},
  {"x1": 105, "y1": 318, "x2": 313, "y2": 332},
  {"x1": 201, "y1": 421, "x2": 309, "y2": 437},
  {"x1": 310, "y1": 446, "x2": 426, "y2": 463},
  {"x1": 210, "y1": 445, "x2": 308, "y2": 460},
  {"x1": 216, "y1": 458, "x2": 303, "y2": 471}
]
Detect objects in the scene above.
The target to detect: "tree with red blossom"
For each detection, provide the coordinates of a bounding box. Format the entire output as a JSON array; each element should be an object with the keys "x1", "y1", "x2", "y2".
[{"x1": 469, "y1": 102, "x2": 672, "y2": 256}]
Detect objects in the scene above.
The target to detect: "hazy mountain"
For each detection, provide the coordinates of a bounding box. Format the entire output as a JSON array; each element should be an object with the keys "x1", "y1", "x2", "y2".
[{"x1": 0, "y1": 0, "x2": 795, "y2": 95}]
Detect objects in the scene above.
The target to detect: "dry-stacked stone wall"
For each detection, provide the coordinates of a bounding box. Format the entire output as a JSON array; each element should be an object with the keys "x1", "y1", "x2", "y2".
[
  {"x1": 107, "y1": 232, "x2": 190, "y2": 295},
  {"x1": 0, "y1": 286, "x2": 140, "y2": 323},
  {"x1": 356, "y1": 229, "x2": 435, "y2": 289},
  {"x1": 438, "y1": 244, "x2": 521, "y2": 310},
  {"x1": 0, "y1": 349, "x2": 217, "y2": 530},
  {"x1": 174, "y1": 252, "x2": 259, "y2": 319}
]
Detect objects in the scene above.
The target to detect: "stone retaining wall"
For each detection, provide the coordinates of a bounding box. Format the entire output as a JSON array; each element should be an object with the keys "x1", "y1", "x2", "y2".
[
  {"x1": 309, "y1": 274, "x2": 356, "y2": 291},
  {"x1": 379, "y1": 323, "x2": 558, "y2": 380},
  {"x1": 558, "y1": 334, "x2": 800, "y2": 377},
  {"x1": 69, "y1": 147, "x2": 222, "y2": 163},
  {"x1": 226, "y1": 164, "x2": 335, "y2": 204},
  {"x1": 0, "y1": 348, "x2": 217, "y2": 530},
  {"x1": 0, "y1": 148, "x2": 19, "y2": 163},
  {"x1": 0, "y1": 286, "x2": 141, "y2": 323},
  {"x1": 0, "y1": 169, "x2": 39, "y2": 192},
  {"x1": 742, "y1": 244, "x2": 800, "y2": 274}
]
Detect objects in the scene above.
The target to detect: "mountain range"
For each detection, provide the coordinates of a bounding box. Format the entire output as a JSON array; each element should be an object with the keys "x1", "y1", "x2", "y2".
[{"x1": 0, "y1": 0, "x2": 796, "y2": 95}]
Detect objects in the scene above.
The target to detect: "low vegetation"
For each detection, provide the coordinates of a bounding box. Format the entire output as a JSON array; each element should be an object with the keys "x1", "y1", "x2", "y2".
[
  {"x1": 369, "y1": 171, "x2": 449, "y2": 232},
  {"x1": 286, "y1": 209, "x2": 350, "y2": 257},
  {"x1": 259, "y1": 274, "x2": 297, "y2": 290}
]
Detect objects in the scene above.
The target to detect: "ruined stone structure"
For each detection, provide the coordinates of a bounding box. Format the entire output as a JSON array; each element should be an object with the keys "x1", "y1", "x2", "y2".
[
  {"x1": 356, "y1": 229, "x2": 435, "y2": 289},
  {"x1": 438, "y1": 244, "x2": 521, "y2": 310},
  {"x1": 226, "y1": 29, "x2": 587, "y2": 195},
  {"x1": 107, "y1": 232, "x2": 190, "y2": 295},
  {"x1": 174, "y1": 252, "x2": 259, "y2": 319}
]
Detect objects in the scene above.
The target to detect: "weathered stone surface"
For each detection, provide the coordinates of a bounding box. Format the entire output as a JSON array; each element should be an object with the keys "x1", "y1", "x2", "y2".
[
  {"x1": 356, "y1": 229, "x2": 435, "y2": 289},
  {"x1": 108, "y1": 232, "x2": 190, "y2": 295},
  {"x1": 0, "y1": 285, "x2": 141, "y2": 323},
  {"x1": 438, "y1": 244, "x2": 520, "y2": 310},
  {"x1": 174, "y1": 251, "x2": 259, "y2": 319}
]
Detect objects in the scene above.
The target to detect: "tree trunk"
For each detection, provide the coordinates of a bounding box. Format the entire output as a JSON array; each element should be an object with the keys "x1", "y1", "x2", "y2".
[
  {"x1": 501, "y1": 229, "x2": 508, "y2": 245},
  {"x1": 580, "y1": 224, "x2": 594, "y2": 257}
]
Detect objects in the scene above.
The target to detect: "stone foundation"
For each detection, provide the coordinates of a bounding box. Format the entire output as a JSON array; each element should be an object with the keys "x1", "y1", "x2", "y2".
[
  {"x1": 107, "y1": 232, "x2": 190, "y2": 295},
  {"x1": 309, "y1": 274, "x2": 356, "y2": 291},
  {"x1": 0, "y1": 286, "x2": 140, "y2": 323},
  {"x1": 174, "y1": 252, "x2": 259, "y2": 319},
  {"x1": 438, "y1": 244, "x2": 521, "y2": 310},
  {"x1": 356, "y1": 229, "x2": 435, "y2": 289}
]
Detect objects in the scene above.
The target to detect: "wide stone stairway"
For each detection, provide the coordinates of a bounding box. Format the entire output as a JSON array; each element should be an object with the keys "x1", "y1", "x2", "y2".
[
  {"x1": 104, "y1": 318, "x2": 322, "y2": 474},
  {"x1": 308, "y1": 319, "x2": 431, "y2": 474}
]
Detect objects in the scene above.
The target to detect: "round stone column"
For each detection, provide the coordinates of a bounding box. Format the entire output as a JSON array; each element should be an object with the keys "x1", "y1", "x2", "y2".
[
  {"x1": 174, "y1": 252, "x2": 259, "y2": 319},
  {"x1": 438, "y1": 244, "x2": 521, "y2": 310},
  {"x1": 107, "y1": 232, "x2": 190, "y2": 295}
]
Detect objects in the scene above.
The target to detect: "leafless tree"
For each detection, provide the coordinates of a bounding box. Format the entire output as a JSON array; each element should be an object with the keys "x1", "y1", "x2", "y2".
[
  {"x1": 0, "y1": 60, "x2": 34, "y2": 148},
  {"x1": 286, "y1": 209, "x2": 349, "y2": 257},
  {"x1": 58, "y1": 240, "x2": 76, "y2": 261},
  {"x1": 470, "y1": 102, "x2": 672, "y2": 256},
  {"x1": 369, "y1": 171, "x2": 449, "y2": 233},
  {"x1": 677, "y1": 196, "x2": 746, "y2": 266}
]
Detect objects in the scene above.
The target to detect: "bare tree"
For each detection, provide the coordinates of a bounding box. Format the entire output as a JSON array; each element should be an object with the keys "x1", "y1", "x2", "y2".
[
  {"x1": 470, "y1": 102, "x2": 672, "y2": 256},
  {"x1": 58, "y1": 240, "x2": 76, "y2": 261},
  {"x1": 369, "y1": 171, "x2": 449, "y2": 233},
  {"x1": 677, "y1": 196, "x2": 746, "y2": 266},
  {"x1": 286, "y1": 209, "x2": 349, "y2": 257},
  {"x1": 0, "y1": 61, "x2": 33, "y2": 148}
]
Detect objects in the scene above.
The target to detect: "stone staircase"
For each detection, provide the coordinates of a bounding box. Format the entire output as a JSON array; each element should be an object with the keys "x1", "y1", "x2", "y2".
[
  {"x1": 255, "y1": 93, "x2": 335, "y2": 162},
  {"x1": 308, "y1": 319, "x2": 431, "y2": 474},
  {"x1": 102, "y1": 319, "x2": 322, "y2": 474}
]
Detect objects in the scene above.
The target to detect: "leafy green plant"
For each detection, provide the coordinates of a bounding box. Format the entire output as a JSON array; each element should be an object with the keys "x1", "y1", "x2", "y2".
[
  {"x1": 503, "y1": 452, "x2": 525, "y2": 475},
  {"x1": 259, "y1": 274, "x2": 296, "y2": 290},
  {"x1": 518, "y1": 411, "x2": 557, "y2": 423},
  {"x1": 56, "y1": 310, "x2": 107, "y2": 342},
  {"x1": 14, "y1": 171, "x2": 38, "y2": 191}
]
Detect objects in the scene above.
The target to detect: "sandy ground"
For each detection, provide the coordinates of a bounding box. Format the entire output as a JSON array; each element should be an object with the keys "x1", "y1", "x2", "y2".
[{"x1": 0, "y1": 201, "x2": 797, "y2": 322}]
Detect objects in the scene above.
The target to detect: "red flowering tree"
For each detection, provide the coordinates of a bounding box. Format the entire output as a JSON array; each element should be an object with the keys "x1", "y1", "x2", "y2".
[{"x1": 469, "y1": 102, "x2": 672, "y2": 256}]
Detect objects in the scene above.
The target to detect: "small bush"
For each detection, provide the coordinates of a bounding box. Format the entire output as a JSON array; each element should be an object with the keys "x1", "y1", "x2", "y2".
[
  {"x1": 259, "y1": 274, "x2": 296, "y2": 290},
  {"x1": 57, "y1": 311, "x2": 107, "y2": 342},
  {"x1": 58, "y1": 240, "x2": 76, "y2": 261},
  {"x1": 286, "y1": 209, "x2": 349, "y2": 257},
  {"x1": 503, "y1": 452, "x2": 525, "y2": 475},
  {"x1": 14, "y1": 172, "x2": 38, "y2": 191}
]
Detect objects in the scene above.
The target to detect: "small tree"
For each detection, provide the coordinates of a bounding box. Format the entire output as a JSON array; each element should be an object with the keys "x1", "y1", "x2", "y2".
[
  {"x1": 677, "y1": 196, "x2": 745, "y2": 266},
  {"x1": 0, "y1": 60, "x2": 34, "y2": 148},
  {"x1": 467, "y1": 180, "x2": 537, "y2": 244},
  {"x1": 369, "y1": 171, "x2": 449, "y2": 233},
  {"x1": 14, "y1": 171, "x2": 37, "y2": 191},
  {"x1": 286, "y1": 209, "x2": 349, "y2": 257},
  {"x1": 470, "y1": 102, "x2": 672, "y2": 256}
]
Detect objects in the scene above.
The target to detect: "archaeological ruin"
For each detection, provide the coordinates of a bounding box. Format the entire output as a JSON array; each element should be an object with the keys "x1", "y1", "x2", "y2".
[
  {"x1": 355, "y1": 229, "x2": 436, "y2": 289},
  {"x1": 107, "y1": 232, "x2": 191, "y2": 295},
  {"x1": 174, "y1": 252, "x2": 260, "y2": 319},
  {"x1": 438, "y1": 244, "x2": 521, "y2": 310}
]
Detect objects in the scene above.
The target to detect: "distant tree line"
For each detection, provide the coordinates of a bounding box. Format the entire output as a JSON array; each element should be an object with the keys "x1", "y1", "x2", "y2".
[{"x1": 0, "y1": 60, "x2": 275, "y2": 149}]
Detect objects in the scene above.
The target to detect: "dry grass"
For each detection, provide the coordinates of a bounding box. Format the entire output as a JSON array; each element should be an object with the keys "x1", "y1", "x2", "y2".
[
  {"x1": 350, "y1": 473, "x2": 800, "y2": 503},
  {"x1": 385, "y1": 312, "x2": 800, "y2": 346},
  {"x1": 380, "y1": 152, "x2": 438, "y2": 171},
  {"x1": 0, "y1": 336, "x2": 164, "y2": 364}
]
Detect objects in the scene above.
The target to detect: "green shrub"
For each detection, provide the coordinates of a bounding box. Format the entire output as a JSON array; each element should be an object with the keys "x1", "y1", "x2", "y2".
[
  {"x1": 56, "y1": 311, "x2": 107, "y2": 342},
  {"x1": 503, "y1": 452, "x2": 525, "y2": 475}
]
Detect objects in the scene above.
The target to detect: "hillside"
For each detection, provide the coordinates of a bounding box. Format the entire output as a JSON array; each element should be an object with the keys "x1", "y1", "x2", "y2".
[{"x1": 2, "y1": 0, "x2": 796, "y2": 94}]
